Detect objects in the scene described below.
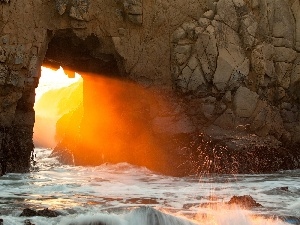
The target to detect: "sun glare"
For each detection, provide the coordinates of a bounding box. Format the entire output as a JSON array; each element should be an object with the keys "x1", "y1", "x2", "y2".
[
  {"x1": 35, "y1": 66, "x2": 82, "y2": 102},
  {"x1": 33, "y1": 66, "x2": 83, "y2": 148}
]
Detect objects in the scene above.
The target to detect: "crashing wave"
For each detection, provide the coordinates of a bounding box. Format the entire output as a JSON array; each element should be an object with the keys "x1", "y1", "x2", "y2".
[{"x1": 60, "y1": 206, "x2": 197, "y2": 225}]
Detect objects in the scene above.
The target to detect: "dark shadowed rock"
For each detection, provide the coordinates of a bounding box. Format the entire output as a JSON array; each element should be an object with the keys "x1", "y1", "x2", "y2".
[
  {"x1": 279, "y1": 187, "x2": 289, "y2": 192},
  {"x1": 20, "y1": 208, "x2": 59, "y2": 218},
  {"x1": 37, "y1": 208, "x2": 59, "y2": 217},
  {"x1": 20, "y1": 208, "x2": 37, "y2": 217}
]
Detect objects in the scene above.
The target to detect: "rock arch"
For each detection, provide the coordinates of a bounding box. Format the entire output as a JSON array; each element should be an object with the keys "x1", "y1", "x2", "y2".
[{"x1": 0, "y1": 0, "x2": 300, "y2": 175}]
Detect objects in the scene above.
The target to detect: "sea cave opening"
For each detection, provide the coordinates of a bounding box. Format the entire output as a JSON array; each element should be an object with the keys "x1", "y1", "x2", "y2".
[
  {"x1": 33, "y1": 29, "x2": 167, "y2": 172},
  {"x1": 34, "y1": 29, "x2": 123, "y2": 156}
]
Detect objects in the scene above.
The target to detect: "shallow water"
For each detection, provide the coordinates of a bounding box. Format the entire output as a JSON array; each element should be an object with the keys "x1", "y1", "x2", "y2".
[{"x1": 0, "y1": 148, "x2": 299, "y2": 225}]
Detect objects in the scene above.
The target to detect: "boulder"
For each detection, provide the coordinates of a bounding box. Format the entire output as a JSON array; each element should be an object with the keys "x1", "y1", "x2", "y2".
[
  {"x1": 20, "y1": 208, "x2": 59, "y2": 218},
  {"x1": 233, "y1": 86, "x2": 259, "y2": 118},
  {"x1": 227, "y1": 195, "x2": 262, "y2": 208},
  {"x1": 23, "y1": 219, "x2": 35, "y2": 225},
  {"x1": 20, "y1": 208, "x2": 37, "y2": 217}
]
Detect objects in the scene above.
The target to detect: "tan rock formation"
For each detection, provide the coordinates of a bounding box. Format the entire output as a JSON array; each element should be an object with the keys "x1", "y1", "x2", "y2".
[{"x1": 0, "y1": 0, "x2": 299, "y2": 174}]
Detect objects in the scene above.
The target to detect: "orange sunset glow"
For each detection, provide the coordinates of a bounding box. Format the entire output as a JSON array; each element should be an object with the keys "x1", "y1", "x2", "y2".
[
  {"x1": 33, "y1": 67, "x2": 172, "y2": 173},
  {"x1": 70, "y1": 73, "x2": 169, "y2": 171}
]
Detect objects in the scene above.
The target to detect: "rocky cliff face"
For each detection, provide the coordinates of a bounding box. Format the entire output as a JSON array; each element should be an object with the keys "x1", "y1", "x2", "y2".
[{"x1": 0, "y1": 0, "x2": 299, "y2": 175}]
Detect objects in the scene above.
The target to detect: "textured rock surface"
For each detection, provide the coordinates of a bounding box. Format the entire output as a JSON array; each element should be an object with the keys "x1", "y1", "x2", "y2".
[
  {"x1": 0, "y1": 0, "x2": 299, "y2": 175},
  {"x1": 227, "y1": 195, "x2": 262, "y2": 208}
]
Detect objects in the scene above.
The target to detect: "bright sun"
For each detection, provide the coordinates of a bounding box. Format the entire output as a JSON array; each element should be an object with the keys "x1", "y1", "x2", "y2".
[
  {"x1": 35, "y1": 66, "x2": 82, "y2": 102},
  {"x1": 34, "y1": 66, "x2": 83, "y2": 148}
]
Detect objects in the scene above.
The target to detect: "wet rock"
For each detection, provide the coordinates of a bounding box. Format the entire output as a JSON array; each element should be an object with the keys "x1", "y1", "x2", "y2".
[
  {"x1": 227, "y1": 195, "x2": 262, "y2": 208},
  {"x1": 24, "y1": 219, "x2": 35, "y2": 225},
  {"x1": 279, "y1": 186, "x2": 289, "y2": 192},
  {"x1": 51, "y1": 147, "x2": 74, "y2": 165},
  {"x1": 20, "y1": 208, "x2": 59, "y2": 218},
  {"x1": 37, "y1": 208, "x2": 59, "y2": 217},
  {"x1": 0, "y1": 218, "x2": 3, "y2": 225},
  {"x1": 20, "y1": 208, "x2": 37, "y2": 217},
  {"x1": 278, "y1": 216, "x2": 300, "y2": 225}
]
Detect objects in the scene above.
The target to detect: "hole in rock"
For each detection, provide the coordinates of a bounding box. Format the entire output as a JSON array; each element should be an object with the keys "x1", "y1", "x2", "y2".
[
  {"x1": 33, "y1": 66, "x2": 83, "y2": 148},
  {"x1": 33, "y1": 29, "x2": 173, "y2": 173},
  {"x1": 33, "y1": 66, "x2": 166, "y2": 170},
  {"x1": 34, "y1": 28, "x2": 122, "y2": 150}
]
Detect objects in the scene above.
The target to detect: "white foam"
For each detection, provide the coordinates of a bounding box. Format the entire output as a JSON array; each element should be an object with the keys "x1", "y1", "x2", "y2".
[{"x1": 0, "y1": 148, "x2": 299, "y2": 224}]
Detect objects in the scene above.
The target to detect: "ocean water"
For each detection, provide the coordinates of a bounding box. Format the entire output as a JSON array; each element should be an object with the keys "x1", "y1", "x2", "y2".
[{"x1": 0, "y1": 148, "x2": 299, "y2": 225}]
